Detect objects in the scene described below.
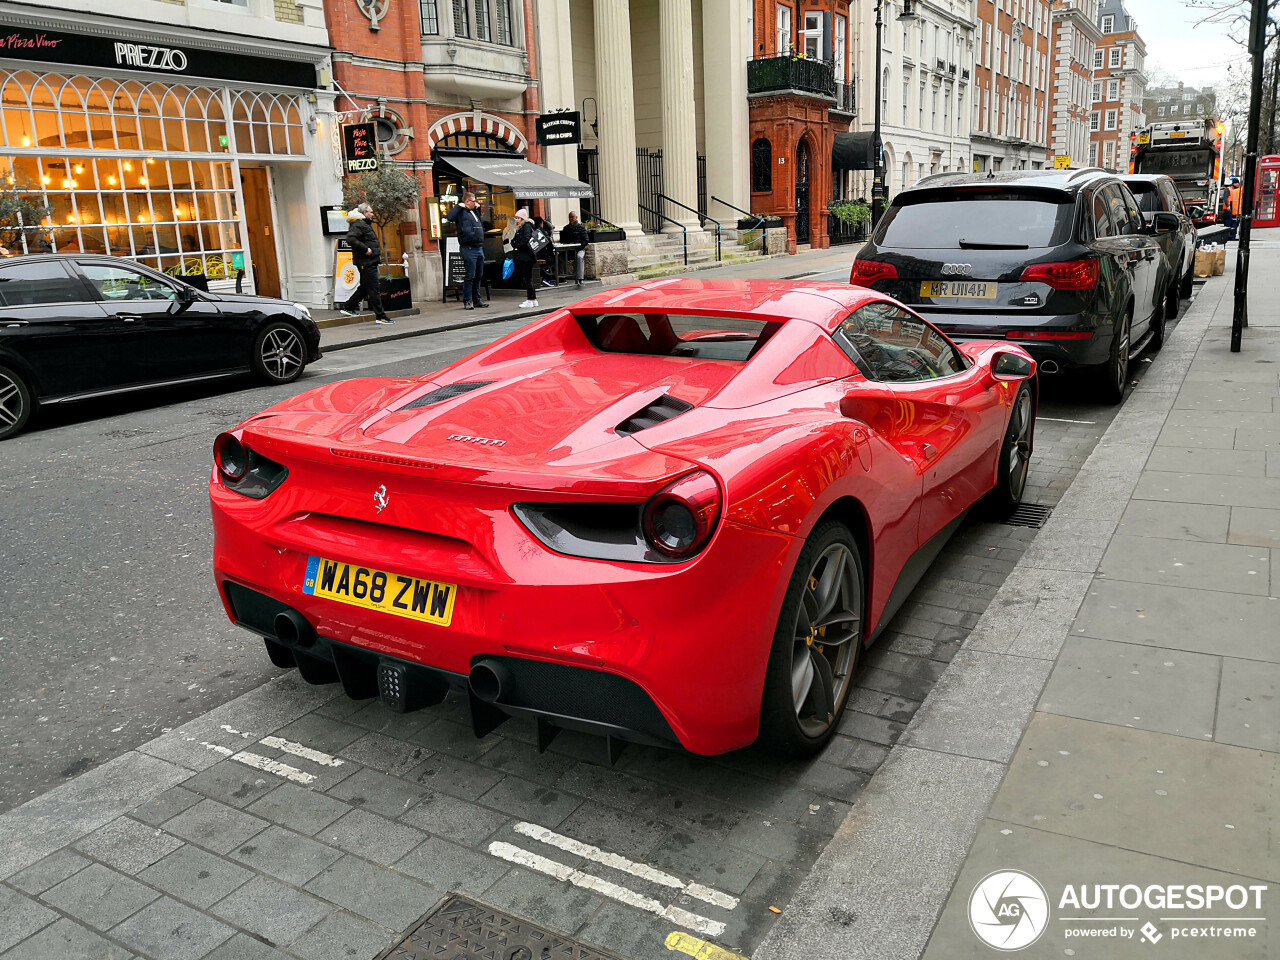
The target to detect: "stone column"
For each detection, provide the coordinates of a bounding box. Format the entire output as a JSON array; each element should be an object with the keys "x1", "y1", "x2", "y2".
[
  {"x1": 659, "y1": 0, "x2": 701, "y2": 232},
  {"x1": 537, "y1": 0, "x2": 577, "y2": 227},
  {"x1": 594, "y1": 0, "x2": 644, "y2": 235},
  {"x1": 701, "y1": 0, "x2": 750, "y2": 217}
]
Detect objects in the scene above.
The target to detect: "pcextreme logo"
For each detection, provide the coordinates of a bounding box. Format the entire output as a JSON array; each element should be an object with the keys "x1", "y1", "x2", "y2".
[{"x1": 969, "y1": 870, "x2": 1050, "y2": 951}]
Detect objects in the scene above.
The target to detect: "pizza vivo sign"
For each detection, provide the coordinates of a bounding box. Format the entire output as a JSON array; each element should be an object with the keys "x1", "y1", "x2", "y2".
[{"x1": 113, "y1": 42, "x2": 188, "y2": 72}]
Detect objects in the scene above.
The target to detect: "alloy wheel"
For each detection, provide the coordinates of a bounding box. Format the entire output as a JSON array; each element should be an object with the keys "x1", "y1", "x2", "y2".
[
  {"x1": 1112, "y1": 314, "x2": 1130, "y2": 395},
  {"x1": 261, "y1": 328, "x2": 303, "y2": 381},
  {"x1": 1007, "y1": 389, "x2": 1033, "y2": 502},
  {"x1": 0, "y1": 370, "x2": 25, "y2": 431},
  {"x1": 789, "y1": 542, "x2": 862, "y2": 737}
]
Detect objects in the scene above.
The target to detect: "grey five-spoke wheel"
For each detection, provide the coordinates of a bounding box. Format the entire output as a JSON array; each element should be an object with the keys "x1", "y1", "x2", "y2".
[
  {"x1": 0, "y1": 366, "x2": 33, "y2": 441},
  {"x1": 252, "y1": 322, "x2": 306, "y2": 385},
  {"x1": 760, "y1": 522, "x2": 865, "y2": 757},
  {"x1": 1096, "y1": 310, "x2": 1130, "y2": 405}
]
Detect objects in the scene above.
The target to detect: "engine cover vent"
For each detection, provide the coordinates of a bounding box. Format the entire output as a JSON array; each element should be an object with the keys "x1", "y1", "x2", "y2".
[
  {"x1": 402, "y1": 381, "x2": 496, "y2": 409},
  {"x1": 615, "y1": 395, "x2": 694, "y2": 436}
]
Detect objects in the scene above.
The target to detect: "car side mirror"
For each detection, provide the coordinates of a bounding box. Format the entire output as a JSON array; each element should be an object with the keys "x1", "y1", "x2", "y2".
[
  {"x1": 1152, "y1": 212, "x2": 1179, "y2": 235},
  {"x1": 991, "y1": 351, "x2": 1034, "y2": 381}
]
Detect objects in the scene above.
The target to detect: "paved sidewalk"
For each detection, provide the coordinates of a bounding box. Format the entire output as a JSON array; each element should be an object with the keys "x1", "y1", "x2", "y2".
[
  {"x1": 759, "y1": 248, "x2": 1278, "y2": 960},
  {"x1": 315, "y1": 246, "x2": 857, "y2": 352}
]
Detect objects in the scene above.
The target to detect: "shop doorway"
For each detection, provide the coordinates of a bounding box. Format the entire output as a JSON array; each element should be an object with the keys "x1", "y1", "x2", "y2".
[
  {"x1": 795, "y1": 140, "x2": 811, "y2": 244},
  {"x1": 240, "y1": 167, "x2": 281, "y2": 299}
]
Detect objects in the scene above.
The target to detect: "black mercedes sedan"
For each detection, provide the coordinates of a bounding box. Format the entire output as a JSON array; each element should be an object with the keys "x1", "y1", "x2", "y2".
[
  {"x1": 0, "y1": 254, "x2": 321, "y2": 440},
  {"x1": 850, "y1": 168, "x2": 1172, "y2": 404}
]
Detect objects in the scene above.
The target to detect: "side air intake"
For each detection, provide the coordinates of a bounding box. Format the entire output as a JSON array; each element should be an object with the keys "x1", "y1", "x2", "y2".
[
  {"x1": 402, "y1": 381, "x2": 496, "y2": 409},
  {"x1": 615, "y1": 395, "x2": 695, "y2": 436}
]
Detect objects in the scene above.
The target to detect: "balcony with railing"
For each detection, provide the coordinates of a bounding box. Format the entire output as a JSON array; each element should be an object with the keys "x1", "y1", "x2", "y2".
[
  {"x1": 832, "y1": 81, "x2": 857, "y2": 115},
  {"x1": 746, "y1": 55, "x2": 836, "y2": 100}
]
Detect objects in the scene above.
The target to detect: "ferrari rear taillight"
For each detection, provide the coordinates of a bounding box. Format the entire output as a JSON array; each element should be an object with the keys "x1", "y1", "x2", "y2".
[
  {"x1": 849, "y1": 259, "x2": 898, "y2": 286},
  {"x1": 214, "y1": 431, "x2": 288, "y2": 500},
  {"x1": 642, "y1": 470, "x2": 722, "y2": 560},
  {"x1": 1019, "y1": 259, "x2": 1100, "y2": 291}
]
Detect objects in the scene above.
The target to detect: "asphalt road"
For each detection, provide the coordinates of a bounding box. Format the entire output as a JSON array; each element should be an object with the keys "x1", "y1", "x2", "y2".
[{"x1": 0, "y1": 282, "x2": 1192, "y2": 814}]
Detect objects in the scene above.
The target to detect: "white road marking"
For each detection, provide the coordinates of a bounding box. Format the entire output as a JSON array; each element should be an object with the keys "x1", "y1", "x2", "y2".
[
  {"x1": 488, "y1": 841, "x2": 726, "y2": 937},
  {"x1": 1037, "y1": 416, "x2": 1097, "y2": 425},
  {"x1": 220, "y1": 724, "x2": 253, "y2": 739},
  {"x1": 259, "y1": 736, "x2": 345, "y2": 768},
  {"x1": 230, "y1": 751, "x2": 317, "y2": 784},
  {"x1": 512, "y1": 821, "x2": 739, "y2": 910},
  {"x1": 196, "y1": 740, "x2": 317, "y2": 784}
]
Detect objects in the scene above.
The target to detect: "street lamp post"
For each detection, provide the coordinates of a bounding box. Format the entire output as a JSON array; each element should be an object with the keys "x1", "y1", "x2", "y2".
[
  {"x1": 1232, "y1": 0, "x2": 1267, "y2": 353},
  {"x1": 872, "y1": 0, "x2": 916, "y2": 229}
]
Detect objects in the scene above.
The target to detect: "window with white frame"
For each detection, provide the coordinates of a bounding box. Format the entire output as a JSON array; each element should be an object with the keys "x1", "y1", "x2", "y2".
[
  {"x1": 1091, "y1": 80, "x2": 1101, "y2": 103},
  {"x1": 449, "y1": 0, "x2": 516, "y2": 45},
  {"x1": 1158, "y1": 105, "x2": 1165, "y2": 116},
  {"x1": 1090, "y1": 110, "x2": 1100, "y2": 131},
  {"x1": 1089, "y1": 141, "x2": 1098, "y2": 165},
  {"x1": 919, "y1": 80, "x2": 925, "y2": 125},
  {"x1": 776, "y1": 4, "x2": 792, "y2": 55},
  {"x1": 1104, "y1": 108, "x2": 1117, "y2": 130},
  {"x1": 1107, "y1": 79, "x2": 1119, "y2": 101},
  {"x1": 835, "y1": 15, "x2": 847, "y2": 79},
  {"x1": 1109, "y1": 46, "x2": 1121, "y2": 67},
  {"x1": 902, "y1": 73, "x2": 910, "y2": 124},
  {"x1": 882, "y1": 66, "x2": 890, "y2": 118},
  {"x1": 1093, "y1": 48, "x2": 1104, "y2": 69},
  {"x1": 1104, "y1": 140, "x2": 1114, "y2": 167},
  {"x1": 802, "y1": 11, "x2": 823, "y2": 58},
  {"x1": 1101, "y1": 14, "x2": 1113, "y2": 32},
  {"x1": 421, "y1": 0, "x2": 439, "y2": 33}
]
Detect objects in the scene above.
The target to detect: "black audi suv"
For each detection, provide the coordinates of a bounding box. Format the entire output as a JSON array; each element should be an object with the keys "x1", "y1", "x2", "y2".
[
  {"x1": 850, "y1": 168, "x2": 1174, "y2": 403},
  {"x1": 0, "y1": 253, "x2": 322, "y2": 440}
]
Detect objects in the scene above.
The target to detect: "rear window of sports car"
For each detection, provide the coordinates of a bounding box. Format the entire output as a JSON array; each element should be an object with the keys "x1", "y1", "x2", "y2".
[{"x1": 576, "y1": 314, "x2": 780, "y2": 361}]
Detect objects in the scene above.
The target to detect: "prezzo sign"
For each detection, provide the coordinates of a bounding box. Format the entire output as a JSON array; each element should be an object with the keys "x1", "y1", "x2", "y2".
[
  {"x1": 113, "y1": 42, "x2": 188, "y2": 72},
  {"x1": 342, "y1": 122, "x2": 378, "y2": 173}
]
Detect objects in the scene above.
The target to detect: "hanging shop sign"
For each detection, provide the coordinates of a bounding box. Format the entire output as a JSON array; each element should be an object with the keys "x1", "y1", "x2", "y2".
[
  {"x1": 342, "y1": 122, "x2": 378, "y2": 174},
  {"x1": 535, "y1": 112, "x2": 582, "y2": 147},
  {"x1": 0, "y1": 26, "x2": 317, "y2": 88}
]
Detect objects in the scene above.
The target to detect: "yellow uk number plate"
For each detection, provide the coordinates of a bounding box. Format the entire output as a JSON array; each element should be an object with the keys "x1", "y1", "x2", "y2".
[
  {"x1": 921, "y1": 280, "x2": 998, "y2": 299},
  {"x1": 302, "y1": 556, "x2": 457, "y2": 626}
]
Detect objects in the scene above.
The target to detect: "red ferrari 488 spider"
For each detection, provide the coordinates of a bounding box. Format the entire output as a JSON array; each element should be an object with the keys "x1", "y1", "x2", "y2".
[{"x1": 210, "y1": 280, "x2": 1035, "y2": 758}]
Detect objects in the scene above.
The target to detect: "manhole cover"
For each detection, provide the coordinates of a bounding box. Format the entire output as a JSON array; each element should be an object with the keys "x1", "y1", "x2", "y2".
[
  {"x1": 376, "y1": 894, "x2": 626, "y2": 960},
  {"x1": 1003, "y1": 502, "x2": 1052, "y2": 528}
]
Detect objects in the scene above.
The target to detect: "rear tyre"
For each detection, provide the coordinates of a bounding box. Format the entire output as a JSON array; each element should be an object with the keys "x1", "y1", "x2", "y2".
[
  {"x1": 1095, "y1": 310, "x2": 1130, "y2": 405},
  {"x1": 252, "y1": 321, "x2": 306, "y2": 385},
  {"x1": 0, "y1": 365, "x2": 33, "y2": 441},
  {"x1": 758, "y1": 522, "x2": 864, "y2": 758},
  {"x1": 986, "y1": 383, "x2": 1035, "y2": 516}
]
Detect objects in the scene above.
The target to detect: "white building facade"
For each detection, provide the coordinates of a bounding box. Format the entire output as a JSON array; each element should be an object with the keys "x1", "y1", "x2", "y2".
[{"x1": 0, "y1": 0, "x2": 339, "y2": 307}]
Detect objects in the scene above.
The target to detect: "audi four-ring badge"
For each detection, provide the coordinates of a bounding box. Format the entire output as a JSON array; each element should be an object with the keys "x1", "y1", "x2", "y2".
[
  {"x1": 211, "y1": 279, "x2": 1037, "y2": 758},
  {"x1": 941, "y1": 263, "x2": 974, "y2": 275}
]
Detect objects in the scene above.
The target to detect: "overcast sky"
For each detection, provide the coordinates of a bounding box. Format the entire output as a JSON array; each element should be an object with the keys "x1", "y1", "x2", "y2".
[{"x1": 1122, "y1": 0, "x2": 1251, "y2": 93}]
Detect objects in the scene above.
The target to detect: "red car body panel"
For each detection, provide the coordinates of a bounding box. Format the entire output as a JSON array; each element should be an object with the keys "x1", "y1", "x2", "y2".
[{"x1": 210, "y1": 279, "x2": 1034, "y2": 755}]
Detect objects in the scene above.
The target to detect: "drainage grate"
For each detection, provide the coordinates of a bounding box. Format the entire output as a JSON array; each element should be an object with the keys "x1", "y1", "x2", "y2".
[
  {"x1": 376, "y1": 895, "x2": 625, "y2": 960},
  {"x1": 1003, "y1": 502, "x2": 1052, "y2": 528}
]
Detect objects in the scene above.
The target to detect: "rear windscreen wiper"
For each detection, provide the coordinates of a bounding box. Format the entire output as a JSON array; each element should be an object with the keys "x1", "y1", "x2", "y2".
[{"x1": 958, "y1": 239, "x2": 1030, "y2": 249}]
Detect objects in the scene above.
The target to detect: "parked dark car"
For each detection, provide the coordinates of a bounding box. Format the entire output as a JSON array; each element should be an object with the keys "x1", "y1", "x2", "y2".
[
  {"x1": 0, "y1": 254, "x2": 321, "y2": 440},
  {"x1": 850, "y1": 168, "x2": 1172, "y2": 403},
  {"x1": 1121, "y1": 173, "x2": 1197, "y2": 314}
]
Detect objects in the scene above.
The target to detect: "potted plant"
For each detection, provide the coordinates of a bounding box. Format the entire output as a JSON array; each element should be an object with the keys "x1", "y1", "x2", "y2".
[
  {"x1": 827, "y1": 200, "x2": 871, "y2": 227},
  {"x1": 583, "y1": 218, "x2": 626, "y2": 242},
  {"x1": 737, "y1": 214, "x2": 783, "y2": 230}
]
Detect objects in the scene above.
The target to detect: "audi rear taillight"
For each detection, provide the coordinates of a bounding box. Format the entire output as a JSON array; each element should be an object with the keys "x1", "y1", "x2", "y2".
[
  {"x1": 1020, "y1": 259, "x2": 1100, "y2": 291},
  {"x1": 1007, "y1": 330, "x2": 1095, "y2": 341},
  {"x1": 642, "y1": 470, "x2": 722, "y2": 560},
  {"x1": 850, "y1": 259, "x2": 898, "y2": 286}
]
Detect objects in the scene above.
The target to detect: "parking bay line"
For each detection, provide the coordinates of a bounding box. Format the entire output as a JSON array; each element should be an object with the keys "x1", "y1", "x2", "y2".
[
  {"x1": 488, "y1": 841, "x2": 728, "y2": 938},
  {"x1": 197, "y1": 741, "x2": 318, "y2": 784},
  {"x1": 512, "y1": 821, "x2": 739, "y2": 910}
]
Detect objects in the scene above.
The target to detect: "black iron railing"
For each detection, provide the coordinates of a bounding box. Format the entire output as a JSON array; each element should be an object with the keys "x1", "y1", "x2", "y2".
[
  {"x1": 661, "y1": 193, "x2": 721, "y2": 262},
  {"x1": 712, "y1": 196, "x2": 769, "y2": 255},
  {"x1": 833, "y1": 81, "x2": 857, "y2": 114},
  {"x1": 577, "y1": 147, "x2": 600, "y2": 221},
  {"x1": 637, "y1": 202, "x2": 687, "y2": 266},
  {"x1": 746, "y1": 55, "x2": 836, "y2": 99},
  {"x1": 636, "y1": 147, "x2": 666, "y2": 234},
  {"x1": 827, "y1": 216, "x2": 869, "y2": 246}
]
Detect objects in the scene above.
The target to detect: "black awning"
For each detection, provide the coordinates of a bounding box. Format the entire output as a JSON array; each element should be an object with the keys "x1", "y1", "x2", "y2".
[
  {"x1": 437, "y1": 154, "x2": 593, "y2": 199},
  {"x1": 833, "y1": 132, "x2": 877, "y2": 171}
]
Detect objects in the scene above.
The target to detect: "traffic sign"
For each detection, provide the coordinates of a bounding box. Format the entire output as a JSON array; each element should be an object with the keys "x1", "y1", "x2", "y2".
[{"x1": 1053, "y1": 155, "x2": 1071, "y2": 169}]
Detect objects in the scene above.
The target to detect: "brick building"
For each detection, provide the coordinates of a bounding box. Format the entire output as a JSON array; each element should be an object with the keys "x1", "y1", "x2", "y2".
[
  {"x1": 972, "y1": 0, "x2": 1053, "y2": 173},
  {"x1": 1086, "y1": 0, "x2": 1145, "y2": 172},
  {"x1": 1048, "y1": 0, "x2": 1100, "y2": 167}
]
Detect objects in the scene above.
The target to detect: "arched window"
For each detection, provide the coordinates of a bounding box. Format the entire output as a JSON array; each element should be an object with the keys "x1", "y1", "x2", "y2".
[{"x1": 751, "y1": 137, "x2": 772, "y2": 193}]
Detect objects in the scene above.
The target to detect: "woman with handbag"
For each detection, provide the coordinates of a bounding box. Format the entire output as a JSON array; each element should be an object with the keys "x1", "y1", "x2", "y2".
[{"x1": 510, "y1": 208, "x2": 545, "y2": 309}]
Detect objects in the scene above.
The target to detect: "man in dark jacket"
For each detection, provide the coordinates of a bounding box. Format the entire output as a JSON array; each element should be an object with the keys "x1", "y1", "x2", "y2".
[
  {"x1": 559, "y1": 210, "x2": 588, "y2": 287},
  {"x1": 444, "y1": 192, "x2": 488, "y2": 309},
  {"x1": 340, "y1": 204, "x2": 391, "y2": 325}
]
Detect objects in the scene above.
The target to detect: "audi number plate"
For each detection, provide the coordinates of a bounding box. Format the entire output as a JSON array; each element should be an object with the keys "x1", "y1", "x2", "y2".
[
  {"x1": 921, "y1": 280, "x2": 998, "y2": 299},
  {"x1": 303, "y1": 556, "x2": 457, "y2": 626}
]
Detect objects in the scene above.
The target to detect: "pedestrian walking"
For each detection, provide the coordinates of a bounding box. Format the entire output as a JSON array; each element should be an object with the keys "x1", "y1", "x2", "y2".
[
  {"x1": 339, "y1": 204, "x2": 392, "y2": 325},
  {"x1": 510, "y1": 208, "x2": 544, "y2": 308},
  {"x1": 444, "y1": 191, "x2": 489, "y2": 310},
  {"x1": 560, "y1": 211, "x2": 588, "y2": 287}
]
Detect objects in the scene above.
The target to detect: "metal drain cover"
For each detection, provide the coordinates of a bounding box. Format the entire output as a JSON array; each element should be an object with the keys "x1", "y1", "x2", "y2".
[
  {"x1": 376, "y1": 894, "x2": 626, "y2": 960},
  {"x1": 1003, "y1": 502, "x2": 1052, "y2": 528}
]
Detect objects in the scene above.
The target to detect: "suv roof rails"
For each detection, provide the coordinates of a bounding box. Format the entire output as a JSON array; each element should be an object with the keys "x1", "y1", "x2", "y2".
[{"x1": 1066, "y1": 166, "x2": 1108, "y2": 181}]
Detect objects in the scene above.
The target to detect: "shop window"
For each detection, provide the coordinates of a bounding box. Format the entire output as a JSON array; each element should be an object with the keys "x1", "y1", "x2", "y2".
[{"x1": 751, "y1": 137, "x2": 772, "y2": 193}]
